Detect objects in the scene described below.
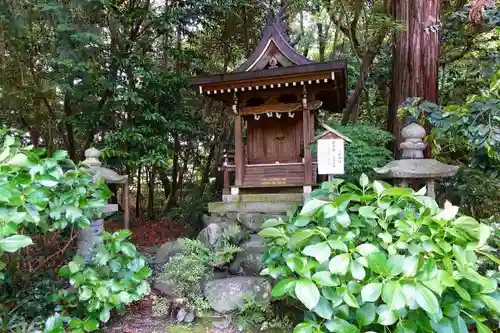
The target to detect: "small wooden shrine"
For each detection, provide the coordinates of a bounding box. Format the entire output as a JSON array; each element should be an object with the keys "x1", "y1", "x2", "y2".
[{"x1": 191, "y1": 10, "x2": 347, "y2": 201}]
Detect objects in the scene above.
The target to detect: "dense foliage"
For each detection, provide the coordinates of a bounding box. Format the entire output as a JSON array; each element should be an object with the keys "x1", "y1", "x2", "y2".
[
  {"x1": 260, "y1": 175, "x2": 500, "y2": 333},
  {"x1": 158, "y1": 235, "x2": 241, "y2": 314},
  {"x1": 0, "y1": 127, "x2": 109, "y2": 280},
  {"x1": 327, "y1": 125, "x2": 393, "y2": 178},
  {"x1": 0, "y1": 130, "x2": 151, "y2": 332}
]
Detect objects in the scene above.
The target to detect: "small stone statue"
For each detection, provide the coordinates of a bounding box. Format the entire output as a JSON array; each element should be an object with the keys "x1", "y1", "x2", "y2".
[{"x1": 400, "y1": 123, "x2": 427, "y2": 159}]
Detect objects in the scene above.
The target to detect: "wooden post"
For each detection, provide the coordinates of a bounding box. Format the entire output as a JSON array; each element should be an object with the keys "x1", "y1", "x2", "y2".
[
  {"x1": 234, "y1": 114, "x2": 243, "y2": 186},
  {"x1": 302, "y1": 87, "x2": 312, "y2": 184}
]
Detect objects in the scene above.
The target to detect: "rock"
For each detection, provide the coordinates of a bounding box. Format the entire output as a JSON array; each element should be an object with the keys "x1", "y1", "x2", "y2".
[
  {"x1": 176, "y1": 307, "x2": 187, "y2": 322},
  {"x1": 237, "y1": 213, "x2": 283, "y2": 233},
  {"x1": 153, "y1": 279, "x2": 176, "y2": 297},
  {"x1": 203, "y1": 213, "x2": 238, "y2": 226},
  {"x1": 243, "y1": 234, "x2": 265, "y2": 250},
  {"x1": 183, "y1": 312, "x2": 195, "y2": 323},
  {"x1": 203, "y1": 277, "x2": 271, "y2": 313},
  {"x1": 229, "y1": 235, "x2": 266, "y2": 276},
  {"x1": 197, "y1": 222, "x2": 243, "y2": 247},
  {"x1": 154, "y1": 239, "x2": 184, "y2": 265}
]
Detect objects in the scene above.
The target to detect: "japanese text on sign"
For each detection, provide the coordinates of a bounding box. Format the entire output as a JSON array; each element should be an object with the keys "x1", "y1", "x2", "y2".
[{"x1": 317, "y1": 138, "x2": 345, "y2": 175}]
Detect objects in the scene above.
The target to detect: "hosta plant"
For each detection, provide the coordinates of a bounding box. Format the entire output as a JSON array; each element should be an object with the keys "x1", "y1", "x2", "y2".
[{"x1": 259, "y1": 175, "x2": 500, "y2": 333}]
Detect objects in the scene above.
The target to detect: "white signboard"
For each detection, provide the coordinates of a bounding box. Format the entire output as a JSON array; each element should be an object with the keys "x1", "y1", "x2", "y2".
[{"x1": 317, "y1": 138, "x2": 345, "y2": 175}]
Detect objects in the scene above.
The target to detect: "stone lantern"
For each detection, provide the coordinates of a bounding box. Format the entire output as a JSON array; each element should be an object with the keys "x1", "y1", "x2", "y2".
[
  {"x1": 374, "y1": 122, "x2": 459, "y2": 198},
  {"x1": 78, "y1": 148, "x2": 130, "y2": 261}
]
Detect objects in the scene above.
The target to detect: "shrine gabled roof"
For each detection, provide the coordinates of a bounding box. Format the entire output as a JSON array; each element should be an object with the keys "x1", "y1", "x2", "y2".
[{"x1": 233, "y1": 9, "x2": 314, "y2": 72}]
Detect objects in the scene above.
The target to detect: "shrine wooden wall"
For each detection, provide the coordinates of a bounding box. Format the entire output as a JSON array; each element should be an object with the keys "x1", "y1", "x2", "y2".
[{"x1": 245, "y1": 113, "x2": 304, "y2": 164}]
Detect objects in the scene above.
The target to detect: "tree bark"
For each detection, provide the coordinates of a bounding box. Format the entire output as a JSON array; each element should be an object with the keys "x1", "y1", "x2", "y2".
[
  {"x1": 387, "y1": 0, "x2": 440, "y2": 154},
  {"x1": 135, "y1": 167, "x2": 142, "y2": 218},
  {"x1": 147, "y1": 166, "x2": 156, "y2": 219}
]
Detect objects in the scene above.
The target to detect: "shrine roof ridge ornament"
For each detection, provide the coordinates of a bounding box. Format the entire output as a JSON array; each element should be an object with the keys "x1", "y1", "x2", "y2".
[{"x1": 234, "y1": 8, "x2": 313, "y2": 73}]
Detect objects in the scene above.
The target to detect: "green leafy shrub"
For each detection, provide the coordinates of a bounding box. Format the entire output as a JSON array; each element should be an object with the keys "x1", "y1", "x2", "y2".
[
  {"x1": 235, "y1": 294, "x2": 294, "y2": 332},
  {"x1": 0, "y1": 129, "x2": 151, "y2": 332},
  {"x1": 260, "y1": 175, "x2": 500, "y2": 333},
  {"x1": 0, "y1": 128, "x2": 110, "y2": 280},
  {"x1": 46, "y1": 230, "x2": 151, "y2": 331},
  {"x1": 158, "y1": 237, "x2": 241, "y2": 314},
  {"x1": 313, "y1": 125, "x2": 393, "y2": 177}
]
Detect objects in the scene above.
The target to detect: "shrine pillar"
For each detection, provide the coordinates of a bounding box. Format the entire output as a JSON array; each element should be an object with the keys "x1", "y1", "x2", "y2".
[
  {"x1": 234, "y1": 113, "x2": 243, "y2": 187},
  {"x1": 302, "y1": 87, "x2": 313, "y2": 189}
]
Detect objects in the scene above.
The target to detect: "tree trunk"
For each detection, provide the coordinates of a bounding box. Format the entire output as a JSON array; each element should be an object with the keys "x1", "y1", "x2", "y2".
[
  {"x1": 387, "y1": 0, "x2": 440, "y2": 155},
  {"x1": 147, "y1": 166, "x2": 156, "y2": 219},
  {"x1": 135, "y1": 167, "x2": 142, "y2": 218}
]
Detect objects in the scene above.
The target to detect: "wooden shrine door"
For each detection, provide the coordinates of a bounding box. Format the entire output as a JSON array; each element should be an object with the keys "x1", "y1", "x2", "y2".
[{"x1": 246, "y1": 113, "x2": 303, "y2": 164}]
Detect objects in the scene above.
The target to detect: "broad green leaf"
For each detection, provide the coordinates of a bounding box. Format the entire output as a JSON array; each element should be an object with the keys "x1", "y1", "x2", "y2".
[
  {"x1": 452, "y1": 216, "x2": 480, "y2": 238},
  {"x1": 261, "y1": 218, "x2": 286, "y2": 229},
  {"x1": 377, "y1": 304, "x2": 397, "y2": 326},
  {"x1": 7, "y1": 153, "x2": 28, "y2": 167},
  {"x1": 313, "y1": 296, "x2": 334, "y2": 320},
  {"x1": 259, "y1": 227, "x2": 283, "y2": 238},
  {"x1": 356, "y1": 244, "x2": 379, "y2": 256},
  {"x1": 99, "y1": 307, "x2": 110, "y2": 323},
  {"x1": 335, "y1": 211, "x2": 351, "y2": 228},
  {"x1": 79, "y1": 287, "x2": 92, "y2": 301},
  {"x1": 38, "y1": 180, "x2": 59, "y2": 187},
  {"x1": 430, "y1": 318, "x2": 454, "y2": 333},
  {"x1": 356, "y1": 303, "x2": 376, "y2": 326},
  {"x1": 478, "y1": 224, "x2": 491, "y2": 247},
  {"x1": 475, "y1": 321, "x2": 493, "y2": 333},
  {"x1": 451, "y1": 316, "x2": 468, "y2": 333},
  {"x1": 324, "y1": 317, "x2": 359, "y2": 333},
  {"x1": 289, "y1": 229, "x2": 317, "y2": 249},
  {"x1": 387, "y1": 255, "x2": 405, "y2": 276},
  {"x1": 480, "y1": 294, "x2": 500, "y2": 315},
  {"x1": 394, "y1": 321, "x2": 417, "y2": 333},
  {"x1": 459, "y1": 269, "x2": 498, "y2": 293},
  {"x1": 272, "y1": 278, "x2": 297, "y2": 297},
  {"x1": 0, "y1": 235, "x2": 33, "y2": 253},
  {"x1": 329, "y1": 254, "x2": 350, "y2": 276},
  {"x1": 321, "y1": 287, "x2": 343, "y2": 307},
  {"x1": 295, "y1": 279, "x2": 320, "y2": 310},
  {"x1": 313, "y1": 271, "x2": 339, "y2": 287},
  {"x1": 349, "y1": 261, "x2": 365, "y2": 280},
  {"x1": 83, "y1": 318, "x2": 99, "y2": 331},
  {"x1": 120, "y1": 243, "x2": 137, "y2": 257},
  {"x1": 52, "y1": 150, "x2": 68, "y2": 161},
  {"x1": 381, "y1": 187, "x2": 412, "y2": 197},
  {"x1": 343, "y1": 291, "x2": 359, "y2": 308},
  {"x1": 418, "y1": 258, "x2": 438, "y2": 281},
  {"x1": 359, "y1": 206, "x2": 377, "y2": 219},
  {"x1": 378, "y1": 232, "x2": 392, "y2": 244},
  {"x1": 382, "y1": 281, "x2": 406, "y2": 310},
  {"x1": 323, "y1": 204, "x2": 338, "y2": 219},
  {"x1": 302, "y1": 242, "x2": 331, "y2": 263},
  {"x1": 403, "y1": 256, "x2": 419, "y2": 277},
  {"x1": 414, "y1": 284, "x2": 442, "y2": 320},
  {"x1": 443, "y1": 302, "x2": 460, "y2": 318},
  {"x1": 328, "y1": 239, "x2": 348, "y2": 252},
  {"x1": 294, "y1": 322, "x2": 319, "y2": 333},
  {"x1": 367, "y1": 252, "x2": 388, "y2": 276},
  {"x1": 300, "y1": 199, "x2": 329, "y2": 216},
  {"x1": 361, "y1": 283, "x2": 382, "y2": 302},
  {"x1": 401, "y1": 284, "x2": 419, "y2": 310}
]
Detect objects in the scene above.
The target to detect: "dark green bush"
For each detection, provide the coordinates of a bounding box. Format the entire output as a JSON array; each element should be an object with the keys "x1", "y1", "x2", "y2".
[{"x1": 260, "y1": 175, "x2": 500, "y2": 333}]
